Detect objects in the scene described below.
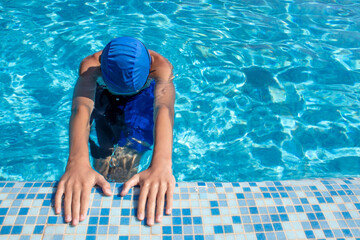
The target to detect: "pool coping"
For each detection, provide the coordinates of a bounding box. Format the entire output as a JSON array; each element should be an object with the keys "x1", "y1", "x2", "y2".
[{"x1": 0, "y1": 177, "x2": 359, "y2": 240}]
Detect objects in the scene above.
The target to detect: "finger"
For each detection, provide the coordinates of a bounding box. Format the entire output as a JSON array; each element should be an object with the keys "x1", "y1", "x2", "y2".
[
  {"x1": 165, "y1": 182, "x2": 175, "y2": 215},
  {"x1": 71, "y1": 187, "x2": 81, "y2": 226},
  {"x1": 63, "y1": 188, "x2": 72, "y2": 223},
  {"x1": 146, "y1": 185, "x2": 159, "y2": 226},
  {"x1": 96, "y1": 175, "x2": 112, "y2": 196},
  {"x1": 155, "y1": 184, "x2": 167, "y2": 223},
  {"x1": 79, "y1": 187, "x2": 91, "y2": 222},
  {"x1": 120, "y1": 174, "x2": 139, "y2": 196},
  {"x1": 137, "y1": 183, "x2": 150, "y2": 221},
  {"x1": 54, "y1": 182, "x2": 65, "y2": 214}
]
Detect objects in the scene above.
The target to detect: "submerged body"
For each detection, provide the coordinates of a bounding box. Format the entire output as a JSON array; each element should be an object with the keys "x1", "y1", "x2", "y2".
[{"x1": 54, "y1": 37, "x2": 176, "y2": 227}]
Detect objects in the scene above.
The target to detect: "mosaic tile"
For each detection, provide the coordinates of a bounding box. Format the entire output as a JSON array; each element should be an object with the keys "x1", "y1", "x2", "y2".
[{"x1": 0, "y1": 178, "x2": 359, "y2": 239}]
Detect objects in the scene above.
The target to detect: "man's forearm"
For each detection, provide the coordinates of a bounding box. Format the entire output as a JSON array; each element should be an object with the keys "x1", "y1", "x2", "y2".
[{"x1": 151, "y1": 105, "x2": 174, "y2": 168}]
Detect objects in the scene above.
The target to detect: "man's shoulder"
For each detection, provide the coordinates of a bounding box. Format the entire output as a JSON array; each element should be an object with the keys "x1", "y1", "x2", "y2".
[{"x1": 79, "y1": 51, "x2": 102, "y2": 76}]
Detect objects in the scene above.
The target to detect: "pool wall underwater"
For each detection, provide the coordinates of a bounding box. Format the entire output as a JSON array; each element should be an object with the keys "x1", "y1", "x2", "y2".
[{"x1": 0, "y1": 178, "x2": 359, "y2": 240}]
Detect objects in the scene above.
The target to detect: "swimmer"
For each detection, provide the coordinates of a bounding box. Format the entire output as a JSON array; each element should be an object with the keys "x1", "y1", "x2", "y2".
[{"x1": 54, "y1": 37, "x2": 175, "y2": 226}]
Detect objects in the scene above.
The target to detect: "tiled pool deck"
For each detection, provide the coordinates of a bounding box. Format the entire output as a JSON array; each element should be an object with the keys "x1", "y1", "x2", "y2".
[{"x1": 0, "y1": 178, "x2": 359, "y2": 240}]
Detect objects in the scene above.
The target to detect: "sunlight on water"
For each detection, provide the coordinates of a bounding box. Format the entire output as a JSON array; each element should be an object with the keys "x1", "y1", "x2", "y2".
[{"x1": 0, "y1": 0, "x2": 360, "y2": 181}]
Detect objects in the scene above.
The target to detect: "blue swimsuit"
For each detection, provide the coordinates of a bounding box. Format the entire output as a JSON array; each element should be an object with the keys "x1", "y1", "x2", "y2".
[{"x1": 90, "y1": 80, "x2": 155, "y2": 153}]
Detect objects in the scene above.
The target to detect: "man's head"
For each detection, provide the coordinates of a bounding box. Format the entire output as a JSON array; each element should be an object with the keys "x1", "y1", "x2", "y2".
[{"x1": 101, "y1": 37, "x2": 151, "y2": 95}]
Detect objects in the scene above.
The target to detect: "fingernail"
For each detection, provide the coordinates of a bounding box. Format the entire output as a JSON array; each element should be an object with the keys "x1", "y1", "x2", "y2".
[
  {"x1": 80, "y1": 214, "x2": 85, "y2": 221},
  {"x1": 55, "y1": 208, "x2": 60, "y2": 214},
  {"x1": 166, "y1": 209, "x2": 172, "y2": 215},
  {"x1": 65, "y1": 215, "x2": 71, "y2": 222},
  {"x1": 138, "y1": 213, "x2": 144, "y2": 220},
  {"x1": 156, "y1": 215, "x2": 162, "y2": 222},
  {"x1": 72, "y1": 219, "x2": 78, "y2": 225},
  {"x1": 148, "y1": 219, "x2": 154, "y2": 226}
]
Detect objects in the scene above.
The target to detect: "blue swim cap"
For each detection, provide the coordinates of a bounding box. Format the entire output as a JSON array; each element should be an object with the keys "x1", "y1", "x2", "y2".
[{"x1": 101, "y1": 37, "x2": 151, "y2": 95}]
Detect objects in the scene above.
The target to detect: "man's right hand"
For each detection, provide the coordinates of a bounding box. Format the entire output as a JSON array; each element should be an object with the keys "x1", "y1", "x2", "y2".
[{"x1": 54, "y1": 162, "x2": 112, "y2": 225}]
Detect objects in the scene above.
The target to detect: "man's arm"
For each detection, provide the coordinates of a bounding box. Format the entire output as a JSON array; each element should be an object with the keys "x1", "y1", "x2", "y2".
[
  {"x1": 54, "y1": 51, "x2": 112, "y2": 226},
  {"x1": 120, "y1": 53, "x2": 176, "y2": 226}
]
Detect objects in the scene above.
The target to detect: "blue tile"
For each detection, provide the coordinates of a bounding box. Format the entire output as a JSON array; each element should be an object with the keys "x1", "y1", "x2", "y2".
[
  {"x1": 0, "y1": 208, "x2": 8, "y2": 215},
  {"x1": 305, "y1": 230, "x2": 315, "y2": 239},
  {"x1": 173, "y1": 217, "x2": 182, "y2": 225},
  {"x1": 213, "y1": 225, "x2": 223, "y2": 234},
  {"x1": 325, "y1": 197, "x2": 334, "y2": 203},
  {"x1": 211, "y1": 208, "x2": 220, "y2": 215},
  {"x1": 120, "y1": 217, "x2": 129, "y2": 225},
  {"x1": 182, "y1": 209, "x2": 191, "y2": 216},
  {"x1": 224, "y1": 225, "x2": 233, "y2": 233},
  {"x1": 184, "y1": 236, "x2": 194, "y2": 240},
  {"x1": 270, "y1": 215, "x2": 280, "y2": 222},
  {"x1": 16, "y1": 194, "x2": 26, "y2": 199},
  {"x1": 89, "y1": 217, "x2": 98, "y2": 225},
  {"x1": 273, "y1": 223, "x2": 283, "y2": 231},
  {"x1": 197, "y1": 182, "x2": 206, "y2": 186},
  {"x1": 47, "y1": 216, "x2": 57, "y2": 224},
  {"x1": 0, "y1": 226, "x2": 12, "y2": 235},
  {"x1": 86, "y1": 236, "x2": 96, "y2": 240},
  {"x1": 311, "y1": 205, "x2": 321, "y2": 212},
  {"x1": 295, "y1": 205, "x2": 304, "y2": 212},
  {"x1": 163, "y1": 226, "x2": 172, "y2": 234},
  {"x1": 121, "y1": 209, "x2": 130, "y2": 216},
  {"x1": 236, "y1": 193, "x2": 245, "y2": 199},
  {"x1": 263, "y1": 224, "x2": 273, "y2": 231},
  {"x1": 173, "y1": 209, "x2": 181, "y2": 216},
  {"x1": 342, "y1": 229, "x2": 353, "y2": 237},
  {"x1": 101, "y1": 208, "x2": 110, "y2": 215},
  {"x1": 99, "y1": 217, "x2": 109, "y2": 225},
  {"x1": 210, "y1": 201, "x2": 218, "y2": 207},
  {"x1": 323, "y1": 229, "x2": 334, "y2": 238},
  {"x1": 33, "y1": 225, "x2": 44, "y2": 234},
  {"x1": 214, "y1": 183, "x2": 223, "y2": 187},
  {"x1": 18, "y1": 208, "x2": 29, "y2": 215},
  {"x1": 254, "y1": 224, "x2": 263, "y2": 232},
  {"x1": 279, "y1": 214, "x2": 289, "y2": 221},
  {"x1": 173, "y1": 226, "x2": 182, "y2": 234},
  {"x1": 87, "y1": 226, "x2": 97, "y2": 234},
  {"x1": 249, "y1": 207, "x2": 258, "y2": 214},
  {"x1": 243, "y1": 187, "x2": 251, "y2": 192},
  {"x1": 183, "y1": 217, "x2": 192, "y2": 225},
  {"x1": 194, "y1": 236, "x2": 204, "y2": 240},
  {"x1": 310, "y1": 221, "x2": 320, "y2": 229},
  {"x1": 317, "y1": 197, "x2": 325, "y2": 203},
  {"x1": 256, "y1": 233, "x2": 266, "y2": 240},
  {"x1": 342, "y1": 211, "x2": 352, "y2": 219},
  {"x1": 307, "y1": 213, "x2": 316, "y2": 221},
  {"x1": 193, "y1": 217, "x2": 202, "y2": 225},
  {"x1": 11, "y1": 226, "x2": 22, "y2": 234},
  {"x1": 5, "y1": 183, "x2": 15, "y2": 187},
  {"x1": 277, "y1": 206, "x2": 286, "y2": 213},
  {"x1": 232, "y1": 216, "x2": 241, "y2": 224},
  {"x1": 315, "y1": 212, "x2": 325, "y2": 220}
]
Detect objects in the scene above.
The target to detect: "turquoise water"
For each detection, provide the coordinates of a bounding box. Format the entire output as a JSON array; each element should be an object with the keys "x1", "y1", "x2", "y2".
[{"x1": 1, "y1": 0, "x2": 360, "y2": 182}]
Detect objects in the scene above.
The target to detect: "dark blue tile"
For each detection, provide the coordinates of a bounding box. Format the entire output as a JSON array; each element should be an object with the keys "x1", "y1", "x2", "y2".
[
  {"x1": 5, "y1": 183, "x2": 15, "y2": 187},
  {"x1": 342, "y1": 229, "x2": 353, "y2": 237},
  {"x1": 249, "y1": 182, "x2": 257, "y2": 186},
  {"x1": 263, "y1": 224, "x2": 273, "y2": 231},
  {"x1": 243, "y1": 187, "x2": 251, "y2": 192},
  {"x1": 162, "y1": 226, "x2": 172, "y2": 234},
  {"x1": 337, "y1": 190, "x2": 346, "y2": 196},
  {"x1": 172, "y1": 209, "x2": 181, "y2": 216},
  {"x1": 16, "y1": 194, "x2": 26, "y2": 199},
  {"x1": 183, "y1": 217, "x2": 192, "y2": 225},
  {"x1": 213, "y1": 225, "x2": 223, "y2": 234},
  {"x1": 87, "y1": 226, "x2": 97, "y2": 234},
  {"x1": 99, "y1": 217, "x2": 109, "y2": 225},
  {"x1": 271, "y1": 193, "x2": 280, "y2": 198},
  {"x1": 260, "y1": 187, "x2": 268, "y2": 192},
  {"x1": 307, "y1": 213, "x2": 316, "y2": 221},
  {"x1": 194, "y1": 235, "x2": 204, "y2": 240},
  {"x1": 42, "y1": 200, "x2": 51, "y2": 207},
  {"x1": 300, "y1": 198, "x2": 309, "y2": 204},
  {"x1": 172, "y1": 217, "x2": 181, "y2": 225},
  {"x1": 310, "y1": 221, "x2": 320, "y2": 229},
  {"x1": 224, "y1": 225, "x2": 233, "y2": 233},
  {"x1": 214, "y1": 183, "x2": 223, "y2": 187},
  {"x1": 325, "y1": 197, "x2": 334, "y2": 203},
  {"x1": 263, "y1": 193, "x2": 271, "y2": 198},
  {"x1": 315, "y1": 212, "x2": 325, "y2": 220},
  {"x1": 236, "y1": 193, "x2": 245, "y2": 199},
  {"x1": 280, "y1": 214, "x2": 289, "y2": 221},
  {"x1": 210, "y1": 201, "x2": 218, "y2": 207},
  {"x1": 89, "y1": 217, "x2": 98, "y2": 225},
  {"x1": 330, "y1": 191, "x2": 338, "y2": 196},
  {"x1": 121, "y1": 209, "x2": 130, "y2": 216},
  {"x1": 277, "y1": 206, "x2": 286, "y2": 213},
  {"x1": 24, "y1": 183, "x2": 33, "y2": 187},
  {"x1": 26, "y1": 194, "x2": 35, "y2": 199},
  {"x1": 47, "y1": 216, "x2": 57, "y2": 224},
  {"x1": 197, "y1": 182, "x2": 205, "y2": 186},
  {"x1": 211, "y1": 208, "x2": 220, "y2": 215},
  {"x1": 232, "y1": 182, "x2": 240, "y2": 187},
  {"x1": 256, "y1": 233, "x2": 266, "y2": 240},
  {"x1": 295, "y1": 205, "x2": 304, "y2": 213},
  {"x1": 311, "y1": 205, "x2": 321, "y2": 212},
  {"x1": 254, "y1": 224, "x2": 263, "y2": 232},
  {"x1": 184, "y1": 236, "x2": 193, "y2": 240},
  {"x1": 11, "y1": 226, "x2": 22, "y2": 234},
  {"x1": 232, "y1": 216, "x2": 241, "y2": 224},
  {"x1": 182, "y1": 209, "x2": 191, "y2": 216},
  {"x1": 323, "y1": 229, "x2": 334, "y2": 238},
  {"x1": 0, "y1": 226, "x2": 12, "y2": 235},
  {"x1": 86, "y1": 236, "x2": 96, "y2": 240},
  {"x1": 249, "y1": 207, "x2": 258, "y2": 214},
  {"x1": 273, "y1": 223, "x2": 283, "y2": 231},
  {"x1": 0, "y1": 208, "x2": 8, "y2": 215},
  {"x1": 342, "y1": 212, "x2": 352, "y2": 219},
  {"x1": 317, "y1": 197, "x2": 325, "y2": 203},
  {"x1": 101, "y1": 208, "x2": 110, "y2": 216},
  {"x1": 18, "y1": 208, "x2": 29, "y2": 215},
  {"x1": 173, "y1": 226, "x2": 182, "y2": 234},
  {"x1": 193, "y1": 217, "x2": 202, "y2": 225},
  {"x1": 0, "y1": 217, "x2": 4, "y2": 225},
  {"x1": 280, "y1": 192, "x2": 289, "y2": 198},
  {"x1": 33, "y1": 225, "x2": 44, "y2": 234},
  {"x1": 305, "y1": 230, "x2": 315, "y2": 239}
]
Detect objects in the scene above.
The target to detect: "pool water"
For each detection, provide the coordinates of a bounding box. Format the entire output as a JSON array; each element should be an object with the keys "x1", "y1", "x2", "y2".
[{"x1": 0, "y1": 0, "x2": 360, "y2": 182}]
